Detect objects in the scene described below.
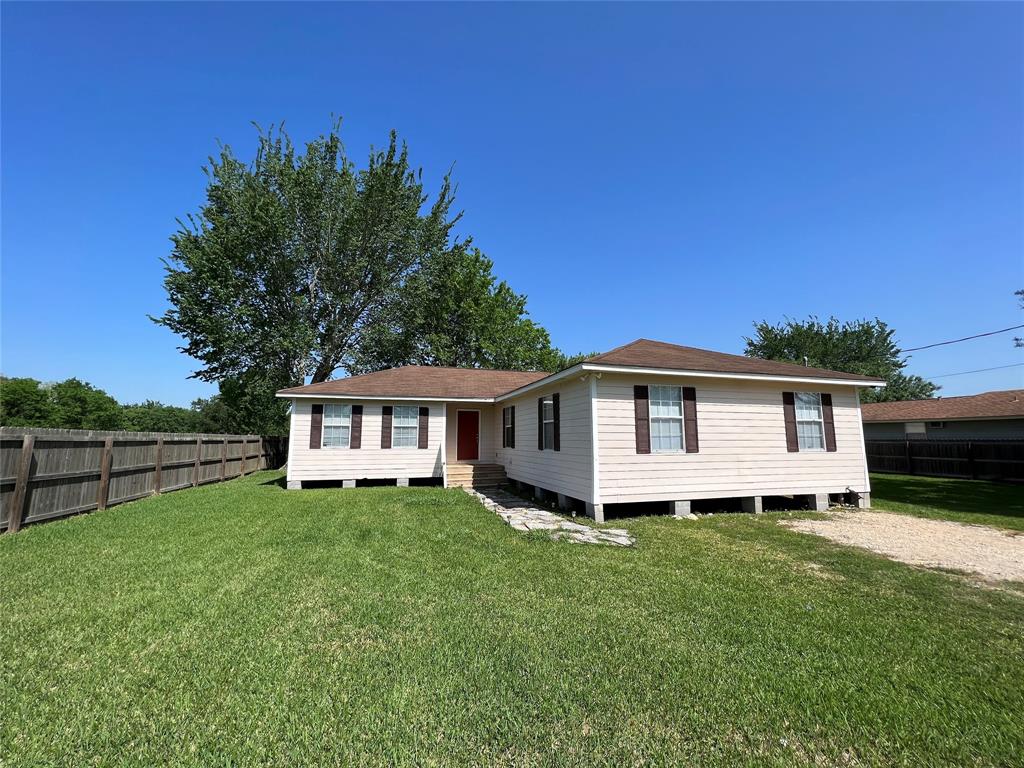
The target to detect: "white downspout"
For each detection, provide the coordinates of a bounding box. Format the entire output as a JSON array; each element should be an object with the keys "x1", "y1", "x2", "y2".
[{"x1": 441, "y1": 402, "x2": 448, "y2": 488}]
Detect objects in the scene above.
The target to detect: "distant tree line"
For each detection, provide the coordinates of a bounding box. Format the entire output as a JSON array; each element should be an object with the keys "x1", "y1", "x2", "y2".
[{"x1": 0, "y1": 376, "x2": 259, "y2": 434}]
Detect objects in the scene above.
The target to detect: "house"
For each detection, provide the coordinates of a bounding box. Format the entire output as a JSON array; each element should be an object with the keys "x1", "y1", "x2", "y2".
[
  {"x1": 276, "y1": 339, "x2": 884, "y2": 521},
  {"x1": 861, "y1": 389, "x2": 1024, "y2": 440}
]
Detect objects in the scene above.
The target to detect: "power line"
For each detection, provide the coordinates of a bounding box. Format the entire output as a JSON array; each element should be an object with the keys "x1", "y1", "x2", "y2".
[
  {"x1": 903, "y1": 324, "x2": 1024, "y2": 352},
  {"x1": 923, "y1": 362, "x2": 1024, "y2": 380}
]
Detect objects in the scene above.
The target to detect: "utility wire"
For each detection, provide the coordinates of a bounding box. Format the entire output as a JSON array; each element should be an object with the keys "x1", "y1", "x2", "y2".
[
  {"x1": 923, "y1": 362, "x2": 1024, "y2": 380},
  {"x1": 903, "y1": 324, "x2": 1024, "y2": 352}
]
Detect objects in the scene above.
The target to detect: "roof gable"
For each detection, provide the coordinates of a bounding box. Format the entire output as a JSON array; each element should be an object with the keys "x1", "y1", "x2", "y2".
[{"x1": 584, "y1": 339, "x2": 881, "y2": 383}]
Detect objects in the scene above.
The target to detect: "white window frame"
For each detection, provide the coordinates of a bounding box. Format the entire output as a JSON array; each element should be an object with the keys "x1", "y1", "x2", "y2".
[
  {"x1": 649, "y1": 384, "x2": 685, "y2": 453},
  {"x1": 541, "y1": 397, "x2": 555, "y2": 450},
  {"x1": 392, "y1": 405, "x2": 419, "y2": 449},
  {"x1": 503, "y1": 406, "x2": 514, "y2": 449},
  {"x1": 794, "y1": 392, "x2": 826, "y2": 452},
  {"x1": 321, "y1": 404, "x2": 352, "y2": 449}
]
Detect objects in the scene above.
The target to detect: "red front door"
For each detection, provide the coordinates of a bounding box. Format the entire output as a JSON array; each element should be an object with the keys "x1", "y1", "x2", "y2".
[{"x1": 457, "y1": 411, "x2": 480, "y2": 461}]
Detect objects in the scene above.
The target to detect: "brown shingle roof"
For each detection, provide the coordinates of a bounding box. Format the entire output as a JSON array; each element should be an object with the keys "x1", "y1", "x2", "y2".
[
  {"x1": 584, "y1": 339, "x2": 883, "y2": 383},
  {"x1": 861, "y1": 389, "x2": 1024, "y2": 422},
  {"x1": 276, "y1": 366, "x2": 550, "y2": 399}
]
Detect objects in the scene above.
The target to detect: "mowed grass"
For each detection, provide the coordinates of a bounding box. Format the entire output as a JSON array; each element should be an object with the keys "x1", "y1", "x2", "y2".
[
  {"x1": 1, "y1": 473, "x2": 1022, "y2": 766},
  {"x1": 870, "y1": 473, "x2": 1024, "y2": 531}
]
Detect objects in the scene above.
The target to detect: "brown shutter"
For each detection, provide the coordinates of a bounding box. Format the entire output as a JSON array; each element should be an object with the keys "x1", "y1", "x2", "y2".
[
  {"x1": 510, "y1": 406, "x2": 515, "y2": 449},
  {"x1": 782, "y1": 392, "x2": 799, "y2": 452},
  {"x1": 418, "y1": 406, "x2": 429, "y2": 449},
  {"x1": 821, "y1": 393, "x2": 837, "y2": 452},
  {"x1": 309, "y1": 404, "x2": 323, "y2": 449},
  {"x1": 381, "y1": 406, "x2": 393, "y2": 449},
  {"x1": 682, "y1": 387, "x2": 699, "y2": 453},
  {"x1": 537, "y1": 397, "x2": 545, "y2": 450},
  {"x1": 350, "y1": 405, "x2": 363, "y2": 449},
  {"x1": 552, "y1": 393, "x2": 560, "y2": 452},
  {"x1": 634, "y1": 385, "x2": 650, "y2": 454}
]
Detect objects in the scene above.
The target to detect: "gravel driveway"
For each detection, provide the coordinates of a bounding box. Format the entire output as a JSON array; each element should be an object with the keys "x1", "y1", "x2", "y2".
[{"x1": 783, "y1": 511, "x2": 1024, "y2": 583}]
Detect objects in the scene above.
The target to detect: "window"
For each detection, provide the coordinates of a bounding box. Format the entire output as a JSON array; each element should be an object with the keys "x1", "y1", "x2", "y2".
[
  {"x1": 650, "y1": 385, "x2": 684, "y2": 452},
  {"x1": 905, "y1": 422, "x2": 926, "y2": 435},
  {"x1": 503, "y1": 406, "x2": 514, "y2": 448},
  {"x1": 927, "y1": 421, "x2": 946, "y2": 429},
  {"x1": 794, "y1": 392, "x2": 825, "y2": 451},
  {"x1": 392, "y1": 405, "x2": 419, "y2": 447},
  {"x1": 322, "y1": 404, "x2": 351, "y2": 447},
  {"x1": 541, "y1": 397, "x2": 555, "y2": 450}
]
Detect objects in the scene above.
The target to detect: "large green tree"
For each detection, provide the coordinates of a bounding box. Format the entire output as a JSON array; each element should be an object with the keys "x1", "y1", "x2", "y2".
[
  {"x1": 351, "y1": 246, "x2": 565, "y2": 373},
  {"x1": 0, "y1": 377, "x2": 55, "y2": 426},
  {"x1": 744, "y1": 316, "x2": 937, "y2": 403},
  {"x1": 155, "y1": 120, "x2": 571, "y2": 431}
]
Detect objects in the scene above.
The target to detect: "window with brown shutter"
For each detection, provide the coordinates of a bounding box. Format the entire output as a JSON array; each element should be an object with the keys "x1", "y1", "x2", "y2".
[
  {"x1": 309, "y1": 404, "x2": 323, "y2": 450},
  {"x1": 350, "y1": 405, "x2": 363, "y2": 449},
  {"x1": 634, "y1": 385, "x2": 650, "y2": 454},
  {"x1": 503, "y1": 406, "x2": 516, "y2": 449},
  {"x1": 821, "y1": 393, "x2": 837, "y2": 452},
  {"x1": 552, "y1": 393, "x2": 560, "y2": 452},
  {"x1": 782, "y1": 392, "x2": 799, "y2": 452},
  {"x1": 381, "y1": 406, "x2": 393, "y2": 449},
  {"x1": 538, "y1": 396, "x2": 556, "y2": 450},
  {"x1": 682, "y1": 387, "x2": 699, "y2": 453},
  {"x1": 418, "y1": 406, "x2": 429, "y2": 449}
]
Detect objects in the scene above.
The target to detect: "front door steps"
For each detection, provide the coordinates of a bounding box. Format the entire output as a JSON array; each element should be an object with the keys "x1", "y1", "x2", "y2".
[{"x1": 446, "y1": 463, "x2": 506, "y2": 489}]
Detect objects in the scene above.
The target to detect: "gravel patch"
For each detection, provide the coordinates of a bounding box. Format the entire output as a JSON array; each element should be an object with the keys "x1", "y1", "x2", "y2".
[{"x1": 783, "y1": 511, "x2": 1024, "y2": 583}]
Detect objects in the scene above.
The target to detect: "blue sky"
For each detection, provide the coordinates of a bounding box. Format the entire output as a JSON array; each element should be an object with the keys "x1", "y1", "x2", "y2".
[{"x1": 2, "y1": 2, "x2": 1022, "y2": 406}]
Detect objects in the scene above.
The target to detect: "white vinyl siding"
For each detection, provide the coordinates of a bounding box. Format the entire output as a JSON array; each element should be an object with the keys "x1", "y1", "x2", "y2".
[
  {"x1": 649, "y1": 385, "x2": 683, "y2": 452},
  {"x1": 494, "y1": 378, "x2": 594, "y2": 502},
  {"x1": 392, "y1": 405, "x2": 419, "y2": 448},
  {"x1": 597, "y1": 374, "x2": 867, "y2": 504},
  {"x1": 288, "y1": 401, "x2": 443, "y2": 482},
  {"x1": 794, "y1": 392, "x2": 825, "y2": 451},
  {"x1": 322, "y1": 404, "x2": 351, "y2": 448}
]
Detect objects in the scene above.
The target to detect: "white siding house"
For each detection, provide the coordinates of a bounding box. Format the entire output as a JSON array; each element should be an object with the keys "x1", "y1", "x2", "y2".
[{"x1": 277, "y1": 339, "x2": 884, "y2": 520}]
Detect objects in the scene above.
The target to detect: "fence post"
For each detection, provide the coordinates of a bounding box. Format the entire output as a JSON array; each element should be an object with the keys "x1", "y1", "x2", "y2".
[
  {"x1": 7, "y1": 435, "x2": 36, "y2": 533},
  {"x1": 220, "y1": 438, "x2": 228, "y2": 481},
  {"x1": 904, "y1": 440, "x2": 914, "y2": 476},
  {"x1": 97, "y1": 436, "x2": 114, "y2": 510},
  {"x1": 240, "y1": 438, "x2": 247, "y2": 476},
  {"x1": 193, "y1": 437, "x2": 202, "y2": 487},
  {"x1": 154, "y1": 437, "x2": 164, "y2": 494}
]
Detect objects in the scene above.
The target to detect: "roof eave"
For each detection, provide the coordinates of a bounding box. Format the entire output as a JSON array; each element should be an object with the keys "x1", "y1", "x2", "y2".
[{"x1": 275, "y1": 392, "x2": 495, "y2": 402}]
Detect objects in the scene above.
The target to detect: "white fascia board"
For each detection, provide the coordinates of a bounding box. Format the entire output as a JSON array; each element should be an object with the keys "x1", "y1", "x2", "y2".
[
  {"x1": 576, "y1": 363, "x2": 886, "y2": 389},
  {"x1": 276, "y1": 393, "x2": 494, "y2": 403},
  {"x1": 494, "y1": 365, "x2": 585, "y2": 402}
]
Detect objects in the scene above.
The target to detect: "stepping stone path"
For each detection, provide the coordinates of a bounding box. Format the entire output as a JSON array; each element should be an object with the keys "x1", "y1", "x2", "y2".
[{"x1": 464, "y1": 488, "x2": 635, "y2": 547}]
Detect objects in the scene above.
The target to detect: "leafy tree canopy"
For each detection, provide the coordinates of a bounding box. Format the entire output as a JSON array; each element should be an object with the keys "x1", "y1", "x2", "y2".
[
  {"x1": 744, "y1": 316, "x2": 938, "y2": 403},
  {"x1": 154, "y1": 120, "x2": 583, "y2": 433}
]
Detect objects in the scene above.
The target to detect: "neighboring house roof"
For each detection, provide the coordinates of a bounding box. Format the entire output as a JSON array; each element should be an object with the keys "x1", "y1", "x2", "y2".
[
  {"x1": 276, "y1": 366, "x2": 549, "y2": 400},
  {"x1": 277, "y1": 338, "x2": 884, "y2": 400},
  {"x1": 583, "y1": 339, "x2": 883, "y2": 383},
  {"x1": 861, "y1": 389, "x2": 1024, "y2": 423}
]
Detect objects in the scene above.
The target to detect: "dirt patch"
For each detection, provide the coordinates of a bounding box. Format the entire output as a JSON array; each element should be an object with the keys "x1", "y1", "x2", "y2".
[{"x1": 783, "y1": 511, "x2": 1024, "y2": 583}]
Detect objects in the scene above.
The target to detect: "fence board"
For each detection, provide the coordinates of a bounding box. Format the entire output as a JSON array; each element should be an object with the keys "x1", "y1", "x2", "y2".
[
  {"x1": 866, "y1": 439, "x2": 1023, "y2": 482},
  {"x1": 0, "y1": 428, "x2": 287, "y2": 532}
]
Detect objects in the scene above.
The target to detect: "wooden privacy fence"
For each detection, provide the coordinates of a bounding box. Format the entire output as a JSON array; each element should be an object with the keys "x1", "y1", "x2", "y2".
[
  {"x1": 0, "y1": 428, "x2": 288, "y2": 533},
  {"x1": 865, "y1": 439, "x2": 1024, "y2": 482}
]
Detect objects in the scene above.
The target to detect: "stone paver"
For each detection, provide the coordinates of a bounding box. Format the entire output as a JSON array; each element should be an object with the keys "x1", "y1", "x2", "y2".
[{"x1": 464, "y1": 488, "x2": 634, "y2": 547}]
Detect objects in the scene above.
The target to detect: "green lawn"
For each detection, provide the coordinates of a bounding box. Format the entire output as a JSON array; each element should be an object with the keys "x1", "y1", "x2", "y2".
[
  {"x1": 870, "y1": 473, "x2": 1024, "y2": 531},
  {"x1": 1, "y1": 473, "x2": 1022, "y2": 766}
]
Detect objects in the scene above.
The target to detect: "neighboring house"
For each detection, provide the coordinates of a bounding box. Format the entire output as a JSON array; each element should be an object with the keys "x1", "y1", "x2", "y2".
[
  {"x1": 861, "y1": 389, "x2": 1024, "y2": 440},
  {"x1": 277, "y1": 339, "x2": 884, "y2": 521}
]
